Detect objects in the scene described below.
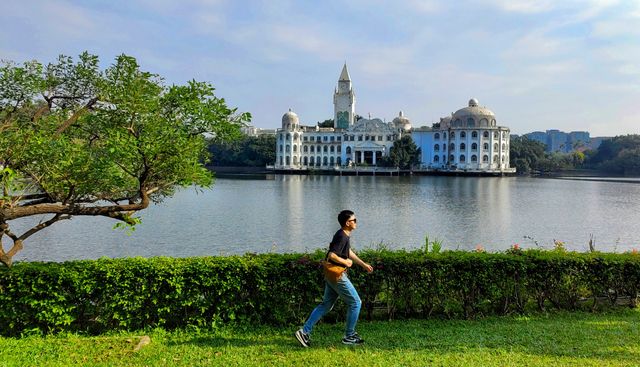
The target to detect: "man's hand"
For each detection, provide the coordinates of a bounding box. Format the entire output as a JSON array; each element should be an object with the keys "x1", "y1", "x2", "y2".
[
  {"x1": 362, "y1": 262, "x2": 373, "y2": 273},
  {"x1": 344, "y1": 259, "x2": 353, "y2": 268}
]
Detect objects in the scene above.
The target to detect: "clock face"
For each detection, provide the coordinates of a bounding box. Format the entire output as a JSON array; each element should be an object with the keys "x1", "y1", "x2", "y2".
[{"x1": 340, "y1": 83, "x2": 348, "y2": 92}]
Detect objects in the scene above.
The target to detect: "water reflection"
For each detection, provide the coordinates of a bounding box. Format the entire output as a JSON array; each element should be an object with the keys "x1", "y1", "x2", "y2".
[{"x1": 11, "y1": 175, "x2": 640, "y2": 262}]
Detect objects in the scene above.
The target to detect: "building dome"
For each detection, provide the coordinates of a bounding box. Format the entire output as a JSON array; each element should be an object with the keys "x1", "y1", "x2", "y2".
[
  {"x1": 281, "y1": 109, "x2": 299, "y2": 130},
  {"x1": 392, "y1": 111, "x2": 412, "y2": 132},
  {"x1": 451, "y1": 98, "x2": 496, "y2": 128}
]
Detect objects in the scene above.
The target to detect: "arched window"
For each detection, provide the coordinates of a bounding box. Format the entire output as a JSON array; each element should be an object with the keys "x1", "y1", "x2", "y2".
[
  {"x1": 501, "y1": 155, "x2": 505, "y2": 162},
  {"x1": 460, "y1": 143, "x2": 466, "y2": 150},
  {"x1": 493, "y1": 155, "x2": 498, "y2": 163},
  {"x1": 502, "y1": 143, "x2": 506, "y2": 151},
  {"x1": 323, "y1": 146, "x2": 328, "y2": 153},
  {"x1": 286, "y1": 156, "x2": 290, "y2": 165},
  {"x1": 480, "y1": 118, "x2": 488, "y2": 126},
  {"x1": 450, "y1": 143, "x2": 455, "y2": 151},
  {"x1": 434, "y1": 155, "x2": 440, "y2": 162},
  {"x1": 449, "y1": 154, "x2": 455, "y2": 162},
  {"x1": 435, "y1": 133, "x2": 440, "y2": 139},
  {"x1": 286, "y1": 134, "x2": 290, "y2": 141},
  {"x1": 293, "y1": 133, "x2": 298, "y2": 140},
  {"x1": 494, "y1": 143, "x2": 498, "y2": 151},
  {"x1": 323, "y1": 156, "x2": 328, "y2": 165},
  {"x1": 286, "y1": 144, "x2": 290, "y2": 152},
  {"x1": 472, "y1": 131, "x2": 478, "y2": 138},
  {"x1": 309, "y1": 156, "x2": 314, "y2": 165},
  {"x1": 443, "y1": 143, "x2": 447, "y2": 151},
  {"x1": 337, "y1": 157, "x2": 342, "y2": 165},
  {"x1": 454, "y1": 119, "x2": 461, "y2": 127},
  {"x1": 483, "y1": 131, "x2": 489, "y2": 138},
  {"x1": 279, "y1": 144, "x2": 283, "y2": 152},
  {"x1": 460, "y1": 155, "x2": 466, "y2": 162},
  {"x1": 443, "y1": 133, "x2": 447, "y2": 139},
  {"x1": 316, "y1": 156, "x2": 321, "y2": 165},
  {"x1": 279, "y1": 157, "x2": 283, "y2": 165},
  {"x1": 483, "y1": 155, "x2": 489, "y2": 162},
  {"x1": 451, "y1": 132, "x2": 456, "y2": 139},
  {"x1": 494, "y1": 132, "x2": 499, "y2": 139},
  {"x1": 346, "y1": 146, "x2": 352, "y2": 154},
  {"x1": 330, "y1": 157, "x2": 335, "y2": 165},
  {"x1": 472, "y1": 143, "x2": 477, "y2": 150},
  {"x1": 303, "y1": 157, "x2": 308, "y2": 165},
  {"x1": 467, "y1": 118, "x2": 474, "y2": 127},
  {"x1": 337, "y1": 146, "x2": 341, "y2": 153},
  {"x1": 491, "y1": 119, "x2": 496, "y2": 126},
  {"x1": 460, "y1": 131, "x2": 466, "y2": 138},
  {"x1": 471, "y1": 155, "x2": 477, "y2": 162},
  {"x1": 330, "y1": 146, "x2": 335, "y2": 153},
  {"x1": 293, "y1": 145, "x2": 297, "y2": 152},
  {"x1": 483, "y1": 143, "x2": 489, "y2": 150},
  {"x1": 434, "y1": 144, "x2": 440, "y2": 152},
  {"x1": 303, "y1": 145, "x2": 308, "y2": 153}
]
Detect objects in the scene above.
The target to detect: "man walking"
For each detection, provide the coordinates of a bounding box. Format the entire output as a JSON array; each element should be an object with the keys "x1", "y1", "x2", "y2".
[{"x1": 295, "y1": 210, "x2": 374, "y2": 347}]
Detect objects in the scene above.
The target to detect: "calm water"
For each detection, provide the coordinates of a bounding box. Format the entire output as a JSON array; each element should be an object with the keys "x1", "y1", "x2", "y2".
[{"x1": 12, "y1": 175, "x2": 640, "y2": 262}]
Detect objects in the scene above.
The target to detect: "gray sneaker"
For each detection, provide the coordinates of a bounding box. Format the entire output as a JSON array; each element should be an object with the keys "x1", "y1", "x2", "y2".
[
  {"x1": 295, "y1": 329, "x2": 310, "y2": 347},
  {"x1": 342, "y1": 332, "x2": 364, "y2": 345}
]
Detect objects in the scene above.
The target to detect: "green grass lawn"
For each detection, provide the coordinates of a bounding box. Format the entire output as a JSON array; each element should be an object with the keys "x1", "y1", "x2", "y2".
[{"x1": 1, "y1": 309, "x2": 639, "y2": 366}]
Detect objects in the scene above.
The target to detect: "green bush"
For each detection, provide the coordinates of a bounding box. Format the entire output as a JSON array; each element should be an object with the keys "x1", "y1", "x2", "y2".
[{"x1": 0, "y1": 249, "x2": 639, "y2": 336}]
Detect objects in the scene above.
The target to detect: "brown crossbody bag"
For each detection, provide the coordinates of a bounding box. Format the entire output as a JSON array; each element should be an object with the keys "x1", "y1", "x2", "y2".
[{"x1": 321, "y1": 252, "x2": 347, "y2": 283}]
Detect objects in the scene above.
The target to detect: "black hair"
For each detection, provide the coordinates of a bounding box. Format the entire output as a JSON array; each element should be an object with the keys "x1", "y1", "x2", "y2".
[{"x1": 338, "y1": 210, "x2": 355, "y2": 227}]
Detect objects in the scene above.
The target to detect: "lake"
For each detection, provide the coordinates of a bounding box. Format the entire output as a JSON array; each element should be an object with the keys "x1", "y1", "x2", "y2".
[{"x1": 11, "y1": 174, "x2": 640, "y2": 262}]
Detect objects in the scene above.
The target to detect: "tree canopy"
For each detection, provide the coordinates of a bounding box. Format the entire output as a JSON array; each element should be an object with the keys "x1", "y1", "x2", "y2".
[
  {"x1": 208, "y1": 134, "x2": 276, "y2": 167},
  {"x1": 382, "y1": 135, "x2": 421, "y2": 169},
  {"x1": 0, "y1": 52, "x2": 250, "y2": 266}
]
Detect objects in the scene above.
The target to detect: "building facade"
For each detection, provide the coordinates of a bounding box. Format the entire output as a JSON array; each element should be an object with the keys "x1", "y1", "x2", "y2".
[
  {"x1": 413, "y1": 99, "x2": 513, "y2": 172},
  {"x1": 274, "y1": 65, "x2": 513, "y2": 174}
]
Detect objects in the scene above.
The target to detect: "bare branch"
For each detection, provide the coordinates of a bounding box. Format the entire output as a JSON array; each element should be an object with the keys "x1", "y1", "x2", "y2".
[{"x1": 54, "y1": 96, "x2": 99, "y2": 135}]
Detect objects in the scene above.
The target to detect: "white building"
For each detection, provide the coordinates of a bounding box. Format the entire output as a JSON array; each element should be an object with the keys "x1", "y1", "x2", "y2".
[
  {"x1": 413, "y1": 98, "x2": 514, "y2": 173},
  {"x1": 274, "y1": 65, "x2": 514, "y2": 174},
  {"x1": 275, "y1": 64, "x2": 410, "y2": 169}
]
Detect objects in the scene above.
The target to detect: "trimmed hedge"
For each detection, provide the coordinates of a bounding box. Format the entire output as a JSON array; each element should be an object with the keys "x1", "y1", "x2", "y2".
[{"x1": 0, "y1": 249, "x2": 639, "y2": 336}]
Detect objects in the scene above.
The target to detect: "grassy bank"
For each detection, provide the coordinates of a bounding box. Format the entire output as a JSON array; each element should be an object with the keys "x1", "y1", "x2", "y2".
[{"x1": 1, "y1": 309, "x2": 638, "y2": 366}]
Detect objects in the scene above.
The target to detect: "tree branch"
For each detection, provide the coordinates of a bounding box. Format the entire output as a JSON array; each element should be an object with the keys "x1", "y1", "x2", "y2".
[{"x1": 54, "y1": 96, "x2": 99, "y2": 136}]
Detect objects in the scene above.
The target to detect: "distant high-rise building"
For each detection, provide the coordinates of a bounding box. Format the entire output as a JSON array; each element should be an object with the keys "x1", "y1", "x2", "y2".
[{"x1": 524, "y1": 130, "x2": 591, "y2": 152}]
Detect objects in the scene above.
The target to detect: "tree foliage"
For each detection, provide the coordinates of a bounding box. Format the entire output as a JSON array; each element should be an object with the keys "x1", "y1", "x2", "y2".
[
  {"x1": 382, "y1": 135, "x2": 421, "y2": 169},
  {"x1": 0, "y1": 52, "x2": 250, "y2": 266},
  {"x1": 208, "y1": 134, "x2": 276, "y2": 166},
  {"x1": 585, "y1": 135, "x2": 640, "y2": 175}
]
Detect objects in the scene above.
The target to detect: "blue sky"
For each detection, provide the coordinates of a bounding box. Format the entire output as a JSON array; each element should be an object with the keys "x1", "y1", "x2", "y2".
[{"x1": 1, "y1": 0, "x2": 639, "y2": 136}]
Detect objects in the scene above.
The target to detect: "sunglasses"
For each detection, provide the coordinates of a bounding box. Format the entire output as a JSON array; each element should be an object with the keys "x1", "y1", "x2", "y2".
[{"x1": 348, "y1": 218, "x2": 357, "y2": 223}]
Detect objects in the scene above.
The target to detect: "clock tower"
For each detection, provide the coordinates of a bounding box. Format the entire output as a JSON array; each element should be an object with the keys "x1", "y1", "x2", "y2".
[{"x1": 333, "y1": 63, "x2": 356, "y2": 129}]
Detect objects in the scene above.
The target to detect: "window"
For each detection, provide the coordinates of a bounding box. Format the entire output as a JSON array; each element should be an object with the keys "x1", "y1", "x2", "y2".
[
  {"x1": 330, "y1": 146, "x2": 335, "y2": 153},
  {"x1": 451, "y1": 132, "x2": 456, "y2": 139},
  {"x1": 467, "y1": 118, "x2": 474, "y2": 127},
  {"x1": 443, "y1": 133, "x2": 447, "y2": 139},
  {"x1": 450, "y1": 143, "x2": 455, "y2": 151},
  {"x1": 309, "y1": 156, "x2": 314, "y2": 165},
  {"x1": 337, "y1": 136, "x2": 342, "y2": 141},
  {"x1": 443, "y1": 143, "x2": 447, "y2": 151},
  {"x1": 494, "y1": 143, "x2": 498, "y2": 151},
  {"x1": 460, "y1": 131, "x2": 466, "y2": 138},
  {"x1": 471, "y1": 155, "x2": 477, "y2": 162},
  {"x1": 323, "y1": 136, "x2": 328, "y2": 142},
  {"x1": 330, "y1": 136, "x2": 335, "y2": 142},
  {"x1": 303, "y1": 136, "x2": 308, "y2": 142},
  {"x1": 293, "y1": 133, "x2": 298, "y2": 140},
  {"x1": 472, "y1": 131, "x2": 478, "y2": 138},
  {"x1": 323, "y1": 156, "x2": 328, "y2": 165},
  {"x1": 494, "y1": 132, "x2": 499, "y2": 139},
  {"x1": 337, "y1": 157, "x2": 342, "y2": 165},
  {"x1": 434, "y1": 144, "x2": 440, "y2": 152},
  {"x1": 323, "y1": 146, "x2": 328, "y2": 153},
  {"x1": 279, "y1": 144, "x2": 283, "y2": 152},
  {"x1": 303, "y1": 146, "x2": 308, "y2": 153},
  {"x1": 483, "y1": 143, "x2": 489, "y2": 150},
  {"x1": 286, "y1": 135, "x2": 290, "y2": 141},
  {"x1": 337, "y1": 146, "x2": 341, "y2": 153},
  {"x1": 460, "y1": 143, "x2": 466, "y2": 150},
  {"x1": 483, "y1": 131, "x2": 489, "y2": 138},
  {"x1": 310, "y1": 146, "x2": 315, "y2": 153},
  {"x1": 286, "y1": 156, "x2": 290, "y2": 165},
  {"x1": 330, "y1": 157, "x2": 335, "y2": 165},
  {"x1": 378, "y1": 136, "x2": 383, "y2": 141},
  {"x1": 460, "y1": 155, "x2": 466, "y2": 162},
  {"x1": 434, "y1": 155, "x2": 440, "y2": 162},
  {"x1": 472, "y1": 143, "x2": 477, "y2": 150},
  {"x1": 493, "y1": 155, "x2": 498, "y2": 163},
  {"x1": 346, "y1": 147, "x2": 351, "y2": 154},
  {"x1": 483, "y1": 155, "x2": 489, "y2": 162},
  {"x1": 449, "y1": 154, "x2": 455, "y2": 162},
  {"x1": 293, "y1": 145, "x2": 297, "y2": 152},
  {"x1": 303, "y1": 157, "x2": 308, "y2": 165},
  {"x1": 435, "y1": 133, "x2": 440, "y2": 139},
  {"x1": 358, "y1": 135, "x2": 363, "y2": 141}
]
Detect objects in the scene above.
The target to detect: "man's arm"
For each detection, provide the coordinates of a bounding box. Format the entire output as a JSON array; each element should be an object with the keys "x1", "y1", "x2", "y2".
[
  {"x1": 328, "y1": 251, "x2": 353, "y2": 268},
  {"x1": 349, "y1": 249, "x2": 374, "y2": 273}
]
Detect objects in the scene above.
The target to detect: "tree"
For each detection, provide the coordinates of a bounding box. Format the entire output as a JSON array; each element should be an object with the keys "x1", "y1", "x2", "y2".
[
  {"x1": 208, "y1": 134, "x2": 276, "y2": 166},
  {"x1": 382, "y1": 135, "x2": 421, "y2": 169},
  {"x1": 317, "y1": 119, "x2": 333, "y2": 128},
  {"x1": 0, "y1": 53, "x2": 250, "y2": 266},
  {"x1": 509, "y1": 136, "x2": 546, "y2": 174}
]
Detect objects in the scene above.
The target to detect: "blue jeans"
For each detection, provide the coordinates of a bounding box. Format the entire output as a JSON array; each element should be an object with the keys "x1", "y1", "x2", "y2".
[{"x1": 302, "y1": 273, "x2": 362, "y2": 337}]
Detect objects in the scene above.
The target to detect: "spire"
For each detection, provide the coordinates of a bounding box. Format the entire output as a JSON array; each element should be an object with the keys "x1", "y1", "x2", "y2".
[{"x1": 339, "y1": 63, "x2": 351, "y2": 81}]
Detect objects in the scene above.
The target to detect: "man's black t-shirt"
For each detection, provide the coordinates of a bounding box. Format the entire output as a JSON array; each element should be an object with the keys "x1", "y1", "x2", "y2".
[{"x1": 328, "y1": 229, "x2": 350, "y2": 262}]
